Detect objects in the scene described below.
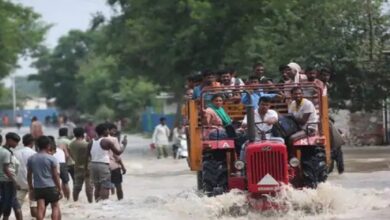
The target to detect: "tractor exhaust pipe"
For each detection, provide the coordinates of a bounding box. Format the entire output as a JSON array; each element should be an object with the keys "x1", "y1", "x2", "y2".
[{"x1": 243, "y1": 90, "x2": 256, "y2": 142}]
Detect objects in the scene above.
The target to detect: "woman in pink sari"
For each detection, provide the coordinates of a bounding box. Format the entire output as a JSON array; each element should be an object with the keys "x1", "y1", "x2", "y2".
[{"x1": 203, "y1": 94, "x2": 232, "y2": 140}]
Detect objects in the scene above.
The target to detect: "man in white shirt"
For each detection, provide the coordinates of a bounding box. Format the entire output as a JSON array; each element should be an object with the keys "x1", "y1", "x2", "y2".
[
  {"x1": 287, "y1": 87, "x2": 318, "y2": 156},
  {"x1": 57, "y1": 128, "x2": 74, "y2": 182},
  {"x1": 219, "y1": 70, "x2": 244, "y2": 99},
  {"x1": 239, "y1": 97, "x2": 283, "y2": 158},
  {"x1": 172, "y1": 124, "x2": 185, "y2": 159},
  {"x1": 241, "y1": 96, "x2": 281, "y2": 141},
  {"x1": 52, "y1": 136, "x2": 70, "y2": 200},
  {"x1": 15, "y1": 114, "x2": 23, "y2": 130},
  {"x1": 288, "y1": 87, "x2": 318, "y2": 131},
  {"x1": 14, "y1": 134, "x2": 37, "y2": 217},
  {"x1": 220, "y1": 69, "x2": 244, "y2": 86},
  {"x1": 151, "y1": 117, "x2": 170, "y2": 159}
]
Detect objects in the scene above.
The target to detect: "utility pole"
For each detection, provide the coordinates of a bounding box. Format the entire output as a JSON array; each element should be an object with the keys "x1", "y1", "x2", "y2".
[
  {"x1": 12, "y1": 75, "x2": 16, "y2": 123},
  {"x1": 366, "y1": 0, "x2": 374, "y2": 61},
  {"x1": 385, "y1": 97, "x2": 389, "y2": 144}
]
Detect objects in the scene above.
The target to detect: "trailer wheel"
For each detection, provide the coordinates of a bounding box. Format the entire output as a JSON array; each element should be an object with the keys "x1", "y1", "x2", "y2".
[
  {"x1": 301, "y1": 146, "x2": 328, "y2": 188},
  {"x1": 202, "y1": 151, "x2": 228, "y2": 196}
]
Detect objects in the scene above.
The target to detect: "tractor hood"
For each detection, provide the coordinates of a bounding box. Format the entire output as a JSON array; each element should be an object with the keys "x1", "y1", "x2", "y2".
[{"x1": 244, "y1": 141, "x2": 289, "y2": 194}]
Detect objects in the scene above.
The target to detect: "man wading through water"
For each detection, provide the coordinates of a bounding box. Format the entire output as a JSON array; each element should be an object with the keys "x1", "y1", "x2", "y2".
[
  {"x1": 27, "y1": 136, "x2": 62, "y2": 220},
  {"x1": 88, "y1": 123, "x2": 126, "y2": 202},
  {"x1": 69, "y1": 127, "x2": 93, "y2": 202},
  {"x1": 0, "y1": 133, "x2": 22, "y2": 220},
  {"x1": 151, "y1": 117, "x2": 170, "y2": 159},
  {"x1": 106, "y1": 123, "x2": 127, "y2": 200}
]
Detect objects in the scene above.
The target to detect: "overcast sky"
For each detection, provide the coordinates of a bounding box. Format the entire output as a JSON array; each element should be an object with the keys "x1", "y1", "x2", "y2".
[{"x1": 7, "y1": 0, "x2": 112, "y2": 83}]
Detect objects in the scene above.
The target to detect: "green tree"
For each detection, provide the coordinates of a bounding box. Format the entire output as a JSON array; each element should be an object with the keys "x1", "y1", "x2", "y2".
[
  {"x1": 32, "y1": 0, "x2": 390, "y2": 120},
  {"x1": 31, "y1": 30, "x2": 96, "y2": 109},
  {"x1": 103, "y1": 0, "x2": 390, "y2": 111},
  {"x1": 0, "y1": 0, "x2": 47, "y2": 77},
  {"x1": 77, "y1": 53, "x2": 157, "y2": 126}
]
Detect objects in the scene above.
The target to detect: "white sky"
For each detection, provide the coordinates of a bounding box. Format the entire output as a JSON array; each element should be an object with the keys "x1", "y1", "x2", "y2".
[{"x1": 5, "y1": 0, "x2": 112, "y2": 86}]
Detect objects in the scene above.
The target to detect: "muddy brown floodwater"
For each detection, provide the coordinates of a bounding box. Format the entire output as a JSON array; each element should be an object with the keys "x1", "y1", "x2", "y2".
[
  {"x1": 3, "y1": 126, "x2": 390, "y2": 220},
  {"x1": 344, "y1": 146, "x2": 390, "y2": 172}
]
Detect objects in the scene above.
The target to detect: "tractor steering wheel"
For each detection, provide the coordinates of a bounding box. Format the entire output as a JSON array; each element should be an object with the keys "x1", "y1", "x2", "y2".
[{"x1": 254, "y1": 122, "x2": 272, "y2": 140}]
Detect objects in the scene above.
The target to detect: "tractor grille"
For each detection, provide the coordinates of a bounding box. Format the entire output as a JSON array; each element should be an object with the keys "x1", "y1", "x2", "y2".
[{"x1": 248, "y1": 150, "x2": 286, "y2": 185}]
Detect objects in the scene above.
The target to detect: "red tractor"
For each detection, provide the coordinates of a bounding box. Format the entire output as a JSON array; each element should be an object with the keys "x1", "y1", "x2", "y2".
[{"x1": 185, "y1": 83, "x2": 331, "y2": 209}]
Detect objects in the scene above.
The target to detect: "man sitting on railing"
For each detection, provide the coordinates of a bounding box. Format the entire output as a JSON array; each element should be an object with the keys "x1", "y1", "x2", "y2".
[
  {"x1": 287, "y1": 86, "x2": 318, "y2": 155},
  {"x1": 219, "y1": 69, "x2": 243, "y2": 100}
]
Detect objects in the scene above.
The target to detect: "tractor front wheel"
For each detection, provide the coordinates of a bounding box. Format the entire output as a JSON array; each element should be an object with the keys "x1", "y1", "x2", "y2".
[
  {"x1": 301, "y1": 146, "x2": 328, "y2": 188},
  {"x1": 202, "y1": 151, "x2": 228, "y2": 196}
]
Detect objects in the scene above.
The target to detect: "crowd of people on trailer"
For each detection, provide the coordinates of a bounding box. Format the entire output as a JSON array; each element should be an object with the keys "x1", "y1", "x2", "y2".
[
  {"x1": 184, "y1": 62, "x2": 331, "y2": 156},
  {"x1": 0, "y1": 122, "x2": 127, "y2": 220},
  {"x1": 186, "y1": 62, "x2": 330, "y2": 100}
]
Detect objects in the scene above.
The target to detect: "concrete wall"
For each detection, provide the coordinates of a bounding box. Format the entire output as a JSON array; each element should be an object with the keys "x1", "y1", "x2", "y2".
[{"x1": 331, "y1": 109, "x2": 384, "y2": 146}]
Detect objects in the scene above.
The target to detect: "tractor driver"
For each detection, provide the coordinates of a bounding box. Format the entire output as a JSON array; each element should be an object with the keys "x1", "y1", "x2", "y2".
[
  {"x1": 238, "y1": 96, "x2": 283, "y2": 157},
  {"x1": 287, "y1": 86, "x2": 318, "y2": 155}
]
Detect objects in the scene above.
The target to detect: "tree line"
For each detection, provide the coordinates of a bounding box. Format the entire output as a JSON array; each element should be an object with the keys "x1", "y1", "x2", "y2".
[{"x1": 2, "y1": 0, "x2": 390, "y2": 127}]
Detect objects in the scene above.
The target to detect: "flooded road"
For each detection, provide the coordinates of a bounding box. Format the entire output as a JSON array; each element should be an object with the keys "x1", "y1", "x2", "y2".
[
  {"x1": 4, "y1": 127, "x2": 390, "y2": 219},
  {"x1": 343, "y1": 147, "x2": 390, "y2": 172}
]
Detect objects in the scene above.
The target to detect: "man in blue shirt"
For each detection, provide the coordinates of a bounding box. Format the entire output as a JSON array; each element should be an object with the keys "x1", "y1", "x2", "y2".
[
  {"x1": 192, "y1": 69, "x2": 220, "y2": 100},
  {"x1": 241, "y1": 75, "x2": 280, "y2": 109}
]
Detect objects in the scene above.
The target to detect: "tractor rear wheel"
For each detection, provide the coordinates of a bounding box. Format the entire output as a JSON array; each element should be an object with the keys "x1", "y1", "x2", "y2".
[
  {"x1": 301, "y1": 146, "x2": 328, "y2": 188},
  {"x1": 202, "y1": 151, "x2": 228, "y2": 196}
]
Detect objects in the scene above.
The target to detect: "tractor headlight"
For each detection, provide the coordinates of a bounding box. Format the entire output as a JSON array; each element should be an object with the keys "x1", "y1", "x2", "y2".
[
  {"x1": 234, "y1": 160, "x2": 245, "y2": 170},
  {"x1": 289, "y1": 157, "x2": 300, "y2": 167}
]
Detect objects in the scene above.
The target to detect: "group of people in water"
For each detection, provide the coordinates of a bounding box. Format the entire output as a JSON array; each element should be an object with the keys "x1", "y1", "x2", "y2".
[{"x1": 0, "y1": 122, "x2": 127, "y2": 220}]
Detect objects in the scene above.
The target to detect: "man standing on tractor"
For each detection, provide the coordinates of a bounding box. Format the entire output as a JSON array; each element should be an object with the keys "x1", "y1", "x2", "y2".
[
  {"x1": 227, "y1": 68, "x2": 245, "y2": 86},
  {"x1": 219, "y1": 70, "x2": 242, "y2": 99},
  {"x1": 278, "y1": 65, "x2": 292, "y2": 84},
  {"x1": 252, "y1": 62, "x2": 272, "y2": 84},
  {"x1": 151, "y1": 117, "x2": 170, "y2": 159},
  {"x1": 303, "y1": 67, "x2": 325, "y2": 104},
  {"x1": 220, "y1": 69, "x2": 244, "y2": 86},
  {"x1": 305, "y1": 67, "x2": 324, "y2": 91},
  {"x1": 192, "y1": 70, "x2": 220, "y2": 99},
  {"x1": 318, "y1": 67, "x2": 345, "y2": 174},
  {"x1": 286, "y1": 62, "x2": 307, "y2": 83},
  {"x1": 319, "y1": 67, "x2": 332, "y2": 96}
]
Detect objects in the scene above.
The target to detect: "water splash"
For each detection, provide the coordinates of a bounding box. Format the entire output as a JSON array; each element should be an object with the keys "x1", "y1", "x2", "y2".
[{"x1": 161, "y1": 183, "x2": 390, "y2": 220}]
